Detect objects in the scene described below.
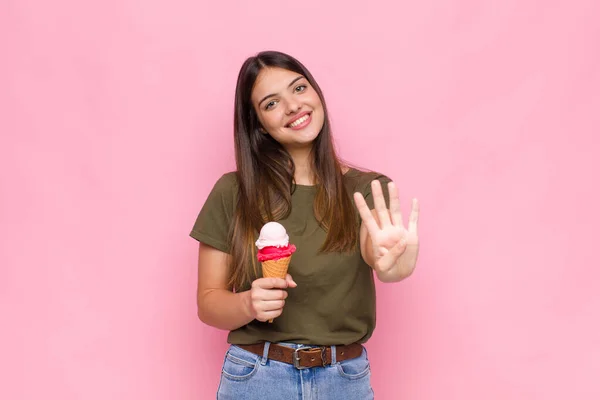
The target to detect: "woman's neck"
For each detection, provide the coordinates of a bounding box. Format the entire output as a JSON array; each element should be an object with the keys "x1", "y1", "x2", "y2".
[
  {"x1": 286, "y1": 146, "x2": 349, "y2": 185},
  {"x1": 288, "y1": 147, "x2": 314, "y2": 185}
]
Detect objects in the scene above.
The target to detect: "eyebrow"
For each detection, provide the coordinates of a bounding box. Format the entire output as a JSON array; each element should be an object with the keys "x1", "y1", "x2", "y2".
[{"x1": 258, "y1": 76, "x2": 305, "y2": 106}]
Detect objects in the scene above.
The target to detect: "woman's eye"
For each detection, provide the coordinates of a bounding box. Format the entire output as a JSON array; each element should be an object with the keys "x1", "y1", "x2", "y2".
[
  {"x1": 295, "y1": 85, "x2": 307, "y2": 93},
  {"x1": 265, "y1": 100, "x2": 277, "y2": 110}
]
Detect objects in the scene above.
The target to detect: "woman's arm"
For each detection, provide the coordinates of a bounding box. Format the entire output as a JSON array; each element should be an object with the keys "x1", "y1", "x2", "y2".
[
  {"x1": 196, "y1": 243, "x2": 254, "y2": 330},
  {"x1": 196, "y1": 243, "x2": 296, "y2": 330}
]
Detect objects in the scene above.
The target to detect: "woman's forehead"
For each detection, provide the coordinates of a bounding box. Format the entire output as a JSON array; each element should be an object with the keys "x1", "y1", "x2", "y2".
[{"x1": 252, "y1": 68, "x2": 305, "y2": 99}]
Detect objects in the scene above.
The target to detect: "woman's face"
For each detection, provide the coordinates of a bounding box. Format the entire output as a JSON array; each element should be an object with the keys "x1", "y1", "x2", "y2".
[{"x1": 251, "y1": 67, "x2": 325, "y2": 150}]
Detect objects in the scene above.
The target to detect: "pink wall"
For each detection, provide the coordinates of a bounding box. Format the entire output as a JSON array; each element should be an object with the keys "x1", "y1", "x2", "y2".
[{"x1": 2, "y1": 0, "x2": 599, "y2": 398}]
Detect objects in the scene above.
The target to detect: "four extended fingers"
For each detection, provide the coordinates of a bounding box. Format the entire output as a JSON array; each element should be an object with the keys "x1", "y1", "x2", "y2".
[{"x1": 354, "y1": 179, "x2": 419, "y2": 236}]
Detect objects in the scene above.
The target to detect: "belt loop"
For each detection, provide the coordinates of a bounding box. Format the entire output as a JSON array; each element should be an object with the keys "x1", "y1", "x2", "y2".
[
  {"x1": 260, "y1": 342, "x2": 271, "y2": 366},
  {"x1": 330, "y1": 345, "x2": 337, "y2": 365}
]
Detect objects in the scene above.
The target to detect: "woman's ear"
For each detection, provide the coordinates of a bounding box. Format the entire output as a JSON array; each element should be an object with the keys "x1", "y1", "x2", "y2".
[{"x1": 258, "y1": 126, "x2": 267, "y2": 134}]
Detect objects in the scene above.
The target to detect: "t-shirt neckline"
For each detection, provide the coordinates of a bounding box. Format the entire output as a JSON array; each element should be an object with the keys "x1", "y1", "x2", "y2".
[{"x1": 293, "y1": 168, "x2": 358, "y2": 190}]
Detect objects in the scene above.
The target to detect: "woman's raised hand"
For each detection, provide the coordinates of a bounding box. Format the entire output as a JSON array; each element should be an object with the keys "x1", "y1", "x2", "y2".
[{"x1": 354, "y1": 180, "x2": 419, "y2": 277}]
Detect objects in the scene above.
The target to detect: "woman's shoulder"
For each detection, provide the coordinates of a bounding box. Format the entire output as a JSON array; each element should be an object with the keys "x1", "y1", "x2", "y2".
[
  {"x1": 343, "y1": 165, "x2": 393, "y2": 206},
  {"x1": 343, "y1": 165, "x2": 391, "y2": 188},
  {"x1": 201, "y1": 172, "x2": 239, "y2": 205},
  {"x1": 211, "y1": 171, "x2": 239, "y2": 191}
]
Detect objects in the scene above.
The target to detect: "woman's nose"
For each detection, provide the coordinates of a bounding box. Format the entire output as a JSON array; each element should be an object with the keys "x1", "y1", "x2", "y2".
[{"x1": 285, "y1": 99, "x2": 301, "y2": 114}]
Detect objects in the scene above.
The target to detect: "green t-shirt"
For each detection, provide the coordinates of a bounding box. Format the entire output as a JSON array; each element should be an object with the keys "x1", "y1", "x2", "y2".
[{"x1": 190, "y1": 167, "x2": 391, "y2": 345}]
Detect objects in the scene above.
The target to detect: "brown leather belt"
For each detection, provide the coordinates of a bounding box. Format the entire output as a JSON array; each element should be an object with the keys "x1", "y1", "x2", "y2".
[{"x1": 237, "y1": 342, "x2": 363, "y2": 369}]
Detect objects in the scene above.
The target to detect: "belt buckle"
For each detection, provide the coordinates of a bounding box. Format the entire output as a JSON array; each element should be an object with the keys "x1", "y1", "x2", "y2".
[{"x1": 292, "y1": 346, "x2": 313, "y2": 370}]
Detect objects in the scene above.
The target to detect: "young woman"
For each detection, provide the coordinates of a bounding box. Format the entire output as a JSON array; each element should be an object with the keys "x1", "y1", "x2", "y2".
[{"x1": 190, "y1": 51, "x2": 420, "y2": 399}]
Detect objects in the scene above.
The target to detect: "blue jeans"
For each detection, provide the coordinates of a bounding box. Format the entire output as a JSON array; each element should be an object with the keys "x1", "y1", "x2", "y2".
[{"x1": 216, "y1": 342, "x2": 374, "y2": 399}]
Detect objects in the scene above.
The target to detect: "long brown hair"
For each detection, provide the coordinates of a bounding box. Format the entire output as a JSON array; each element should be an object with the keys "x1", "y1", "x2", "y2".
[{"x1": 229, "y1": 51, "x2": 357, "y2": 290}]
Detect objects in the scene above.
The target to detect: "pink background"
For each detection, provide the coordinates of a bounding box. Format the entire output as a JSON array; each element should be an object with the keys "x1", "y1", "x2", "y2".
[{"x1": 2, "y1": 0, "x2": 599, "y2": 398}]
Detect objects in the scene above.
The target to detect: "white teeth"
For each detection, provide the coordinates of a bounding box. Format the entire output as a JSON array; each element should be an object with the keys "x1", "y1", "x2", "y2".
[{"x1": 289, "y1": 114, "x2": 309, "y2": 127}]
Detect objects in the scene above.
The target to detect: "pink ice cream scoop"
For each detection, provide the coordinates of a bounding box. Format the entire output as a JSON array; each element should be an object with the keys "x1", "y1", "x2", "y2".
[
  {"x1": 256, "y1": 222, "x2": 296, "y2": 261},
  {"x1": 257, "y1": 244, "x2": 297, "y2": 262}
]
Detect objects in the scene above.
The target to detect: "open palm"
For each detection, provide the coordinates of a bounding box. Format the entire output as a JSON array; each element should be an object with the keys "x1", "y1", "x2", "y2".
[{"x1": 354, "y1": 180, "x2": 419, "y2": 275}]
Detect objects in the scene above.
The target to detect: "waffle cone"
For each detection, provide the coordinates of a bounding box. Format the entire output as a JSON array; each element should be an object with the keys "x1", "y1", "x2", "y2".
[
  {"x1": 261, "y1": 256, "x2": 292, "y2": 279},
  {"x1": 261, "y1": 256, "x2": 292, "y2": 323}
]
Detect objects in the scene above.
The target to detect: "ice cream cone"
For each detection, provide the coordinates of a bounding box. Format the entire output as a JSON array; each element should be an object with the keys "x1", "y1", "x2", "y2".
[
  {"x1": 256, "y1": 222, "x2": 296, "y2": 323},
  {"x1": 261, "y1": 256, "x2": 292, "y2": 278},
  {"x1": 261, "y1": 256, "x2": 292, "y2": 323}
]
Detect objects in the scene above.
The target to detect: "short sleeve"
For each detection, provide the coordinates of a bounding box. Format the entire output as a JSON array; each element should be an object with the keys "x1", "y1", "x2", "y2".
[
  {"x1": 362, "y1": 173, "x2": 393, "y2": 210},
  {"x1": 189, "y1": 173, "x2": 237, "y2": 253}
]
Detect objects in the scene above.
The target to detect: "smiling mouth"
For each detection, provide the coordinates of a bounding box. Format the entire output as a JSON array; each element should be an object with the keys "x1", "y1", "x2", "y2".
[{"x1": 287, "y1": 113, "x2": 311, "y2": 128}]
